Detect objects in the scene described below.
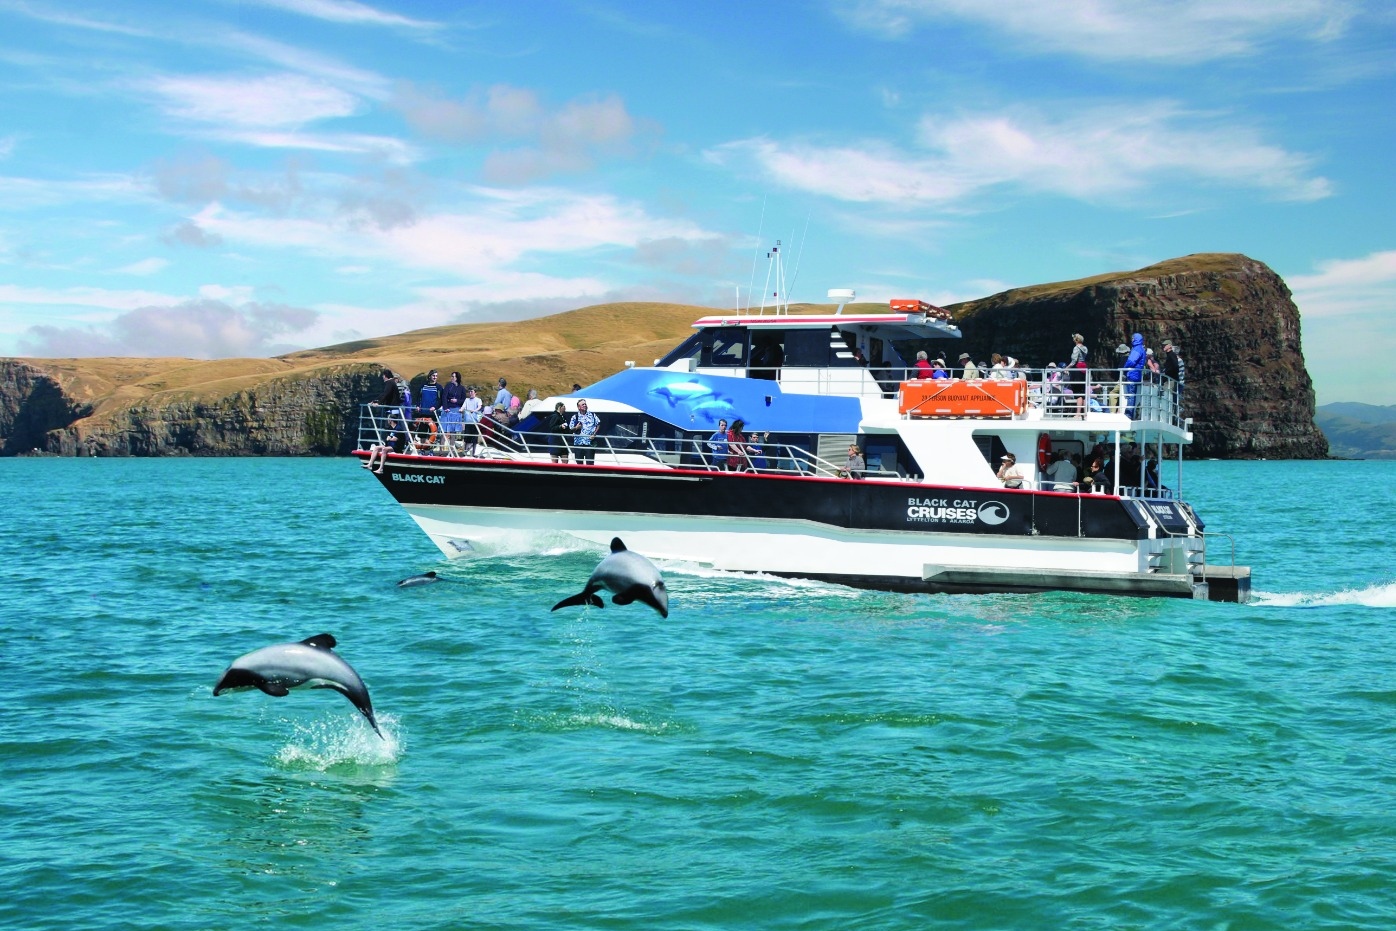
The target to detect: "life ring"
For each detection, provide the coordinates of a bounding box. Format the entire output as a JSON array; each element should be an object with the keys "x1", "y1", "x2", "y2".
[
  {"x1": 413, "y1": 417, "x2": 438, "y2": 449},
  {"x1": 1037, "y1": 432, "x2": 1053, "y2": 471}
]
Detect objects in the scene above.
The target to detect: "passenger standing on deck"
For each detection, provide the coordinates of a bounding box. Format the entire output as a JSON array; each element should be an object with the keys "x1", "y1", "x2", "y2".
[
  {"x1": 707, "y1": 419, "x2": 728, "y2": 470},
  {"x1": 462, "y1": 386, "x2": 483, "y2": 455},
  {"x1": 997, "y1": 453, "x2": 1025, "y2": 489},
  {"x1": 493, "y1": 377, "x2": 513, "y2": 411},
  {"x1": 1162, "y1": 340, "x2": 1185, "y2": 415},
  {"x1": 725, "y1": 419, "x2": 748, "y2": 471},
  {"x1": 371, "y1": 369, "x2": 410, "y2": 428},
  {"x1": 1068, "y1": 333, "x2": 1089, "y2": 418},
  {"x1": 440, "y1": 371, "x2": 466, "y2": 451},
  {"x1": 1123, "y1": 334, "x2": 1146, "y2": 418},
  {"x1": 417, "y1": 370, "x2": 442, "y2": 417},
  {"x1": 568, "y1": 399, "x2": 600, "y2": 465},
  {"x1": 546, "y1": 402, "x2": 572, "y2": 463},
  {"x1": 749, "y1": 432, "x2": 769, "y2": 472},
  {"x1": 1047, "y1": 450, "x2": 1078, "y2": 491}
]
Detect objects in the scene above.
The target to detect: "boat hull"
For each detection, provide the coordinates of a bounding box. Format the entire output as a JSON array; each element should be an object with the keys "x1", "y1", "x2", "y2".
[{"x1": 366, "y1": 454, "x2": 1217, "y2": 599}]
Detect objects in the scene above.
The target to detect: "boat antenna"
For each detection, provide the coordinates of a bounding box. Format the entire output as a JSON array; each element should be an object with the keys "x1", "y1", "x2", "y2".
[
  {"x1": 745, "y1": 195, "x2": 767, "y2": 314},
  {"x1": 759, "y1": 240, "x2": 781, "y2": 315},
  {"x1": 828, "y1": 288, "x2": 855, "y2": 315},
  {"x1": 786, "y1": 211, "x2": 812, "y2": 303}
]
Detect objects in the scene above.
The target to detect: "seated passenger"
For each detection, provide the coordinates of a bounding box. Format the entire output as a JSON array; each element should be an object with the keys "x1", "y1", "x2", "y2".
[
  {"x1": 839, "y1": 444, "x2": 865, "y2": 480},
  {"x1": 913, "y1": 351, "x2": 933, "y2": 379},
  {"x1": 930, "y1": 358, "x2": 948, "y2": 379},
  {"x1": 364, "y1": 418, "x2": 405, "y2": 474}
]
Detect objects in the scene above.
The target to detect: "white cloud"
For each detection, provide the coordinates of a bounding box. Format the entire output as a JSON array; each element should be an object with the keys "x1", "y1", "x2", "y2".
[
  {"x1": 243, "y1": 0, "x2": 441, "y2": 31},
  {"x1": 198, "y1": 284, "x2": 257, "y2": 303},
  {"x1": 0, "y1": 173, "x2": 147, "y2": 209},
  {"x1": 202, "y1": 129, "x2": 420, "y2": 162},
  {"x1": 393, "y1": 84, "x2": 642, "y2": 182},
  {"x1": 836, "y1": 0, "x2": 1356, "y2": 63},
  {"x1": 0, "y1": 283, "x2": 183, "y2": 311},
  {"x1": 1287, "y1": 250, "x2": 1396, "y2": 405},
  {"x1": 116, "y1": 257, "x2": 169, "y2": 276},
  {"x1": 147, "y1": 73, "x2": 361, "y2": 128},
  {"x1": 193, "y1": 188, "x2": 716, "y2": 278},
  {"x1": 17, "y1": 299, "x2": 319, "y2": 359},
  {"x1": 708, "y1": 104, "x2": 1330, "y2": 207},
  {"x1": 1288, "y1": 250, "x2": 1396, "y2": 319}
]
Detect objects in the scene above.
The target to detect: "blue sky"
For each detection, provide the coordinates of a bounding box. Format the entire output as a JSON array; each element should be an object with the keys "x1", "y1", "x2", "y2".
[{"x1": 0, "y1": 0, "x2": 1392, "y2": 405}]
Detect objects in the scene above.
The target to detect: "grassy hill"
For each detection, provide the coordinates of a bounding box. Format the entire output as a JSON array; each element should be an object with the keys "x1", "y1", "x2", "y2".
[
  {"x1": 21, "y1": 299, "x2": 905, "y2": 414},
  {"x1": 1316, "y1": 403, "x2": 1396, "y2": 459}
]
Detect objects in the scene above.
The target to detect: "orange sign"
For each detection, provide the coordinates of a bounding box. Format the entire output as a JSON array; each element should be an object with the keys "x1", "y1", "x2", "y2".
[{"x1": 899, "y1": 378, "x2": 1028, "y2": 418}]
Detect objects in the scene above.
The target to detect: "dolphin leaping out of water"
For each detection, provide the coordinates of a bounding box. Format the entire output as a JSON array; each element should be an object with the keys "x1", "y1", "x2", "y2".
[
  {"x1": 213, "y1": 633, "x2": 383, "y2": 738},
  {"x1": 552, "y1": 537, "x2": 669, "y2": 618}
]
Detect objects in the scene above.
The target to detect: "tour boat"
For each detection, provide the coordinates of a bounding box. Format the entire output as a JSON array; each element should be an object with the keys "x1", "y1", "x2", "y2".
[{"x1": 356, "y1": 297, "x2": 1250, "y2": 602}]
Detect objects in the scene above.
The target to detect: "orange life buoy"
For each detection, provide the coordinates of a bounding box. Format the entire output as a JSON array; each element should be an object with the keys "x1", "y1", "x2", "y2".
[
  {"x1": 1037, "y1": 432, "x2": 1052, "y2": 471},
  {"x1": 413, "y1": 417, "x2": 438, "y2": 450}
]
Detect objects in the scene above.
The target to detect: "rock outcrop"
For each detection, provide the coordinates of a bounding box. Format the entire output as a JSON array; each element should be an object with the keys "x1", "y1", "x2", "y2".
[
  {"x1": 0, "y1": 255, "x2": 1327, "y2": 458},
  {"x1": 936, "y1": 253, "x2": 1327, "y2": 459}
]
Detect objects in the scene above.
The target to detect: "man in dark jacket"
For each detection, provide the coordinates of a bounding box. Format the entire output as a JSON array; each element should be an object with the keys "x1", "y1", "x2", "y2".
[{"x1": 1162, "y1": 340, "x2": 1185, "y2": 417}]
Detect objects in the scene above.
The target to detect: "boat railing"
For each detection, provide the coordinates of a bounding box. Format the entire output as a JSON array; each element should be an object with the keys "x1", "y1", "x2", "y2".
[
  {"x1": 356, "y1": 405, "x2": 859, "y2": 479},
  {"x1": 893, "y1": 367, "x2": 1184, "y2": 428}
]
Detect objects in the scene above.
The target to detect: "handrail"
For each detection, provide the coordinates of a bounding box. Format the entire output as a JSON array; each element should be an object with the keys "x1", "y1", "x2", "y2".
[
  {"x1": 711, "y1": 363, "x2": 1185, "y2": 427},
  {"x1": 356, "y1": 405, "x2": 858, "y2": 479}
]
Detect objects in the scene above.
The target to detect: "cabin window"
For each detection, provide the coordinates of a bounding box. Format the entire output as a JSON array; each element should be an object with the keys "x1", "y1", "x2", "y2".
[
  {"x1": 861, "y1": 435, "x2": 921, "y2": 479},
  {"x1": 656, "y1": 332, "x2": 703, "y2": 368},
  {"x1": 700, "y1": 328, "x2": 748, "y2": 367},
  {"x1": 782, "y1": 328, "x2": 834, "y2": 367},
  {"x1": 973, "y1": 434, "x2": 1011, "y2": 467}
]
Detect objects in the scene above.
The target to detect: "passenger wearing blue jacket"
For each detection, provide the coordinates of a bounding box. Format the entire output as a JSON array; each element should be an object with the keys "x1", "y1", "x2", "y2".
[{"x1": 1123, "y1": 333, "x2": 1147, "y2": 418}]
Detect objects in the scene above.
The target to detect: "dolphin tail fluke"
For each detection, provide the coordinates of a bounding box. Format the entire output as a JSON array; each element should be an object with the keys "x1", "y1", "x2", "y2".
[{"x1": 552, "y1": 591, "x2": 605, "y2": 612}]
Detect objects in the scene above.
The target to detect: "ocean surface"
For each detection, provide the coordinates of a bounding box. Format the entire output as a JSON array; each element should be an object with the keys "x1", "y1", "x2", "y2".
[{"x1": 2, "y1": 457, "x2": 1393, "y2": 930}]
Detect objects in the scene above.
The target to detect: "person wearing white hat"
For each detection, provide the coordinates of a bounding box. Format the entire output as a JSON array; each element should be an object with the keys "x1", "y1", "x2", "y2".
[
  {"x1": 958, "y1": 352, "x2": 979, "y2": 380},
  {"x1": 996, "y1": 452, "x2": 1025, "y2": 489}
]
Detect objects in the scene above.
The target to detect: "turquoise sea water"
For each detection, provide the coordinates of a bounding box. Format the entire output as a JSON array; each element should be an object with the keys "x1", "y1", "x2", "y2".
[{"x1": 3, "y1": 458, "x2": 1394, "y2": 930}]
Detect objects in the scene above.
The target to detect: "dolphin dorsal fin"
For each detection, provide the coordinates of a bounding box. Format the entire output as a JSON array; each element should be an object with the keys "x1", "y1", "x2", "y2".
[
  {"x1": 610, "y1": 537, "x2": 627, "y2": 553},
  {"x1": 301, "y1": 633, "x2": 337, "y2": 650}
]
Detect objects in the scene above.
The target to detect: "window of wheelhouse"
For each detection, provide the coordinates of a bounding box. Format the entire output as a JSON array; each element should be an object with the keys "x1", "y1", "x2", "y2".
[
  {"x1": 700, "y1": 327, "x2": 748, "y2": 367},
  {"x1": 656, "y1": 332, "x2": 703, "y2": 368}
]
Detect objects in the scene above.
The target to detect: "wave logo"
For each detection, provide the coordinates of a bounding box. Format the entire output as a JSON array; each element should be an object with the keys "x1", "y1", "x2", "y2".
[{"x1": 977, "y1": 501, "x2": 1010, "y2": 526}]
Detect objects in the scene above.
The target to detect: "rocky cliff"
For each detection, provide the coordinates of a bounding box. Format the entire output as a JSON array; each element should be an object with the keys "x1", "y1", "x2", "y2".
[
  {"x1": 0, "y1": 258, "x2": 1326, "y2": 458},
  {"x1": 934, "y1": 253, "x2": 1327, "y2": 459}
]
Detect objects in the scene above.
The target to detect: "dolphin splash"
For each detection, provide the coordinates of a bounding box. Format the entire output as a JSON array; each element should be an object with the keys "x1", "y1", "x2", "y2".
[{"x1": 213, "y1": 633, "x2": 383, "y2": 738}]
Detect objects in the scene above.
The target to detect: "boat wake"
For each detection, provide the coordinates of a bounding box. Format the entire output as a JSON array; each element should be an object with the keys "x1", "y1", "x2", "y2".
[{"x1": 1252, "y1": 581, "x2": 1396, "y2": 609}]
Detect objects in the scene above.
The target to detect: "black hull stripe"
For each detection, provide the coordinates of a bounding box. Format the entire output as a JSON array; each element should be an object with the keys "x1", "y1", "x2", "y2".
[{"x1": 367, "y1": 453, "x2": 1163, "y2": 541}]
